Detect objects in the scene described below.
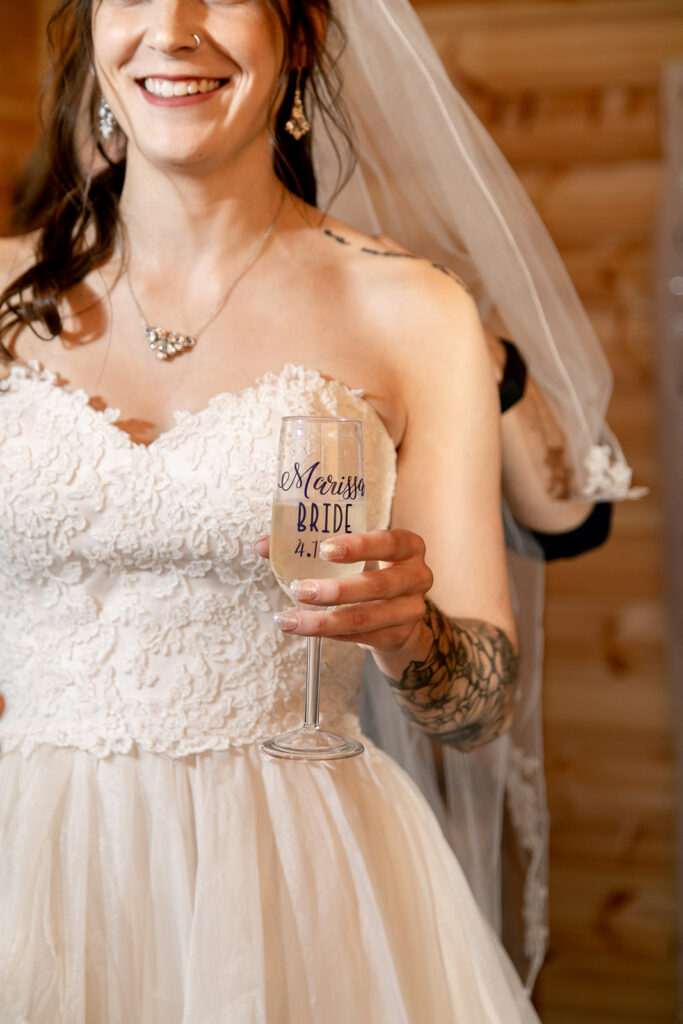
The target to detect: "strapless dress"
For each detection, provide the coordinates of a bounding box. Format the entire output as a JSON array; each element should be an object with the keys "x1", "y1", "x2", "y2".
[{"x1": 0, "y1": 360, "x2": 539, "y2": 1023}]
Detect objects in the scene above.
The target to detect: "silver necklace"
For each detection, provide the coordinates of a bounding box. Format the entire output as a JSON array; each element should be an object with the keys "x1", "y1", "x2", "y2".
[{"x1": 124, "y1": 192, "x2": 285, "y2": 361}]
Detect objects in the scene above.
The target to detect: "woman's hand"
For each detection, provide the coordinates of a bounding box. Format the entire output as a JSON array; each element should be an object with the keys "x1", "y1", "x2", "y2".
[
  {"x1": 254, "y1": 528, "x2": 434, "y2": 676},
  {"x1": 253, "y1": 531, "x2": 518, "y2": 749}
]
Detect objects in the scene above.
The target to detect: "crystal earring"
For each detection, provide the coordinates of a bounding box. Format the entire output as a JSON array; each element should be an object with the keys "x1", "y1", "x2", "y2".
[
  {"x1": 98, "y1": 98, "x2": 117, "y2": 140},
  {"x1": 285, "y1": 69, "x2": 310, "y2": 140}
]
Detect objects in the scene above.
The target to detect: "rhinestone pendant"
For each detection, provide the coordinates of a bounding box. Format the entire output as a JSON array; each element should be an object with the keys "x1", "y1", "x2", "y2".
[{"x1": 146, "y1": 327, "x2": 196, "y2": 360}]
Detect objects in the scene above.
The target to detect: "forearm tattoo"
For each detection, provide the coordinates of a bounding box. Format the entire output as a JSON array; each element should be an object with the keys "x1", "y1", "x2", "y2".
[{"x1": 385, "y1": 599, "x2": 519, "y2": 751}]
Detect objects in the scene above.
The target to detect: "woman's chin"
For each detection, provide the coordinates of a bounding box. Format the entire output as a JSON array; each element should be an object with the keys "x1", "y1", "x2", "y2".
[
  {"x1": 127, "y1": 140, "x2": 231, "y2": 176},
  {"x1": 126, "y1": 123, "x2": 269, "y2": 179}
]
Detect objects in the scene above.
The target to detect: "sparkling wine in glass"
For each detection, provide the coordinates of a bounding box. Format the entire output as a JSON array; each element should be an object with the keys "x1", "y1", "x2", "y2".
[{"x1": 260, "y1": 416, "x2": 366, "y2": 760}]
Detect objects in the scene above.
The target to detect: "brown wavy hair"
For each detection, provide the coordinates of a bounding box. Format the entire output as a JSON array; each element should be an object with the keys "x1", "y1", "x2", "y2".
[{"x1": 0, "y1": 0, "x2": 353, "y2": 358}]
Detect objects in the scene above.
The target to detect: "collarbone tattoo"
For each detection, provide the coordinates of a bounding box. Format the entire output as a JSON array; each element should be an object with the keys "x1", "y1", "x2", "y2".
[{"x1": 322, "y1": 229, "x2": 471, "y2": 296}]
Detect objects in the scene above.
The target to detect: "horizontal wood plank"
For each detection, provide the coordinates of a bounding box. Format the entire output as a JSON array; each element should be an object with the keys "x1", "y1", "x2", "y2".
[
  {"x1": 473, "y1": 89, "x2": 661, "y2": 165},
  {"x1": 517, "y1": 162, "x2": 661, "y2": 246},
  {"x1": 420, "y1": 2, "x2": 683, "y2": 92}
]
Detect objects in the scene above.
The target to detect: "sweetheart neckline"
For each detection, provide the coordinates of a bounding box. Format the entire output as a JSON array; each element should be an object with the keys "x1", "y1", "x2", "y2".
[{"x1": 4, "y1": 359, "x2": 396, "y2": 453}]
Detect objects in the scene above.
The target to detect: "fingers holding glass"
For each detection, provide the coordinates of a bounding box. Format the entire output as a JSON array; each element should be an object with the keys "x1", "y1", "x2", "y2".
[
  {"x1": 288, "y1": 553, "x2": 432, "y2": 607},
  {"x1": 273, "y1": 593, "x2": 428, "y2": 649},
  {"x1": 318, "y1": 527, "x2": 427, "y2": 568},
  {"x1": 275, "y1": 527, "x2": 433, "y2": 657}
]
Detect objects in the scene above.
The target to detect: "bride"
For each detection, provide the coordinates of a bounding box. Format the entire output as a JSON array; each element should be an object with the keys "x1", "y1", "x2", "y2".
[{"x1": 0, "y1": 0, "x2": 633, "y2": 1020}]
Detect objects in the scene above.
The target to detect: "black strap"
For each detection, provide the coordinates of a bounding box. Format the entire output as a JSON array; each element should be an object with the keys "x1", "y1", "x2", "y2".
[
  {"x1": 530, "y1": 501, "x2": 613, "y2": 561},
  {"x1": 498, "y1": 338, "x2": 527, "y2": 413},
  {"x1": 496, "y1": 338, "x2": 612, "y2": 559}
]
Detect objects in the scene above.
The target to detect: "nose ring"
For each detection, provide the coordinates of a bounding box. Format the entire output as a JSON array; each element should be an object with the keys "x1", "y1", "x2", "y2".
[{"x1": 191, "y1": 32, "x2": 201, "y2": 50}]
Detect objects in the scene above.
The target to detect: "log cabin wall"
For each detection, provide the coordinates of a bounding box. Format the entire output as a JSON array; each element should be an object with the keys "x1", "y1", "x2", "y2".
[
  {"x1": 414, "y1": 3, "x2": 681, "y2": 1021},
  {"x1": 0, "y1": 2, "x2": 46, "y2": 232},
  {"x1": 1, "y1": 1, "x2": 680, "y2": 1022}
]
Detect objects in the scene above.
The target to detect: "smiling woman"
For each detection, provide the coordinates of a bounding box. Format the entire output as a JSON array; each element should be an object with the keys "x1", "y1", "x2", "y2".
[{"x1": 0, "y1": 0, "x2": 633, "y2": 1021}]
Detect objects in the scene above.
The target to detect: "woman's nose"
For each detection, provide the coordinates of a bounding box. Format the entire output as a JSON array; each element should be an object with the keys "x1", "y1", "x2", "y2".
[{"x1": 146, "y1": 0, "x2": 202, "y2": 56}]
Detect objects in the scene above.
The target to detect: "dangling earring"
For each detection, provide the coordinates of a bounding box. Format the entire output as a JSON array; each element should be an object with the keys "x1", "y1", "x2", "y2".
[
  {"x1": 285, "y1": 69, "x2": 310, "y2": 140},
  {"x1": 98, "y1": 98, "x2": 117, "y2": 140}
]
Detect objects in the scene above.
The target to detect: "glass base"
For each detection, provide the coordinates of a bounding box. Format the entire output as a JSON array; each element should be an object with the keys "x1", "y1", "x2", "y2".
[{"x1": 259, "y1": 724, "x2": 365, "y2": 761}]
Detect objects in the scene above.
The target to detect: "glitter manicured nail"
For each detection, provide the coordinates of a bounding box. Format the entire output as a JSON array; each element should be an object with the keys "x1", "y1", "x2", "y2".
[
  {"x1": 273, "y1": 611, "x2": 298, "y2": 632},
  {"x1": 290, "y1": 581, "x2": 318, "y2": 601},
  {"x1": 320, "y1": 540, "x2": 345, "y2": 560}
]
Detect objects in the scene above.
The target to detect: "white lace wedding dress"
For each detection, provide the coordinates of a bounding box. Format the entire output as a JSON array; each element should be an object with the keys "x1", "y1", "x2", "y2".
[{"x1": 0, "y1": 360, "x2": 540, "y2": 1023}]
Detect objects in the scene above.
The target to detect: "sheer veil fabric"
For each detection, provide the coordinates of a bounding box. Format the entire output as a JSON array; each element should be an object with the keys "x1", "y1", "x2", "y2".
[{"x1": 313, "y1": 0, "x2": 643, "y2": 989}]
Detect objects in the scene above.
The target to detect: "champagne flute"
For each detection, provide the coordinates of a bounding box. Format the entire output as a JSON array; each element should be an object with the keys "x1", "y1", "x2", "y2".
[{"x1": 260, "y1": 416, "x2": 366, "y2": 760}]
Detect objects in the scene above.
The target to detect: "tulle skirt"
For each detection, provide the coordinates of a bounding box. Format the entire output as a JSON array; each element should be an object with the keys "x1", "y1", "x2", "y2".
[{"x1": 0, "y1": 741, "x2": 539, "y2": 1023}]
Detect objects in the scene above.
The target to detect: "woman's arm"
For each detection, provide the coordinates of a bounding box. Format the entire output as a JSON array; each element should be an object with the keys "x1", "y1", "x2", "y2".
[
  {"x1": 262, "y1": 269, "x2": 518, "y2": 750},
  {"x1": 380, "y1": 601, "x2": 517, "y2": 751},
  {"x1": 368, "y1": 236, "x2": 602, "y2": 540},
  {"x1": 484, "y1": 329, "x2": 595, "y2": 533}
]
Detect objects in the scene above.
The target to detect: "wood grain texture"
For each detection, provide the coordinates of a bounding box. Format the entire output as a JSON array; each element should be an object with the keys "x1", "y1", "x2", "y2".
[
  {"x1": 471, "y1": 90, "x2": 661, "y2": 165},
  {"x1": 420, "y1": 0, "x2": 683, "y2": 93},
  {"x1": 0, "y1": 2, "x2": 45, "y2": 235},
  {"x1": 412, "y1": 2, "x2": 678, "y2": 1019}
]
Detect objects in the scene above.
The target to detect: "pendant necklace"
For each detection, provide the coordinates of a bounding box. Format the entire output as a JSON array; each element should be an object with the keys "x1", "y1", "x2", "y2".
[{"x1": 124, "y1": 191, "x2": 285, "y2": 361}]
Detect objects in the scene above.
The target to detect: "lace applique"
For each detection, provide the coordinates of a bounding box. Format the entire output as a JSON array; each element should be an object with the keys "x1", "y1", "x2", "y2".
[
  {"x1": 0, "y1": 362, "x2": 396, "y2": 757},
  {"x1": 578, "y1": 439, "x2": 648, "y2": 502},
  {"x1": 505, "y1": 741, "x2": 550, "y2": 993}
]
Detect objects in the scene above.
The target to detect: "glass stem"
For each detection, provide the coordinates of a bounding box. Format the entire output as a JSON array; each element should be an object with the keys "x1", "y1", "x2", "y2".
[{"x1": 303, "y1": 636, "x2": 322, "y2": 728}]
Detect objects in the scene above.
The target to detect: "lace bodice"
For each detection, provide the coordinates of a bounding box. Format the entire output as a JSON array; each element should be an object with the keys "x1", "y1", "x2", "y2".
[{"x1": 0, "y1": 362, "x2": 396, "y2": 758}]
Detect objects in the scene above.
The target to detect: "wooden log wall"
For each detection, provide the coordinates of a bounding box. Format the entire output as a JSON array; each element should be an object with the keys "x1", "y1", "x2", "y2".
[
  {"x1": 413, "y1": 2, "x2": 681, "y2": 1021},
  {"x1": 0, "y1": 3, "x2": 45, "y2": 233},
  {"x1": 1, "y1": 2, "x2": 680, "y2": 1022}
]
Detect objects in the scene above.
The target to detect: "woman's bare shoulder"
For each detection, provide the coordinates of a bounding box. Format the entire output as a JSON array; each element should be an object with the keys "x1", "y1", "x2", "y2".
[
  {"x1": 317, "y1": 215, "x2": 481, "y2": 360},
  {"x1": 289, "y1": 202, "x2": 476, "y2": 329}
]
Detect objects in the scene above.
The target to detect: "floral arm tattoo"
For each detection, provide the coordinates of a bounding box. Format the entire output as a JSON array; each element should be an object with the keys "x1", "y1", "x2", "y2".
[{"x1": 384, "y1": 600, "x2": 519, "y2": 751}]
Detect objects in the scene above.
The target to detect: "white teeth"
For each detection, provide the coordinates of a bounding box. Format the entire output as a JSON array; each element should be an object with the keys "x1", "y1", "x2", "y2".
[{"x1": 143, "y1": 77, "x2": 221, "y2": 98}]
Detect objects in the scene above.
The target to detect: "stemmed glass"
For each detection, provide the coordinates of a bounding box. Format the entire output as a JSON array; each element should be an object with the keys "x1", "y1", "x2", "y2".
[{"x1": 259, "y1": 416, "x2": 366, "y2": 760}]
